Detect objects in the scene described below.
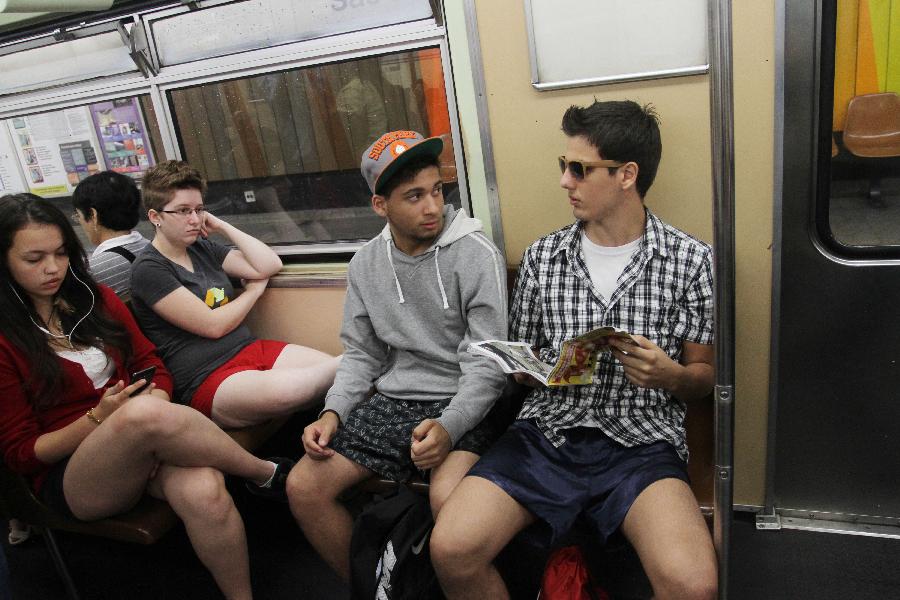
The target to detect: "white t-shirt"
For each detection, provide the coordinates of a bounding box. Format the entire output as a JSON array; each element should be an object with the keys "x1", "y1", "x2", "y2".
[{"x1": 580, "y1": 231, "x2": 641, "y2": 303}]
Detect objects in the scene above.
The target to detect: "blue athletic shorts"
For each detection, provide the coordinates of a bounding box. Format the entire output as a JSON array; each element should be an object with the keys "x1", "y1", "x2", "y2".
[{"x1": 468, "y1": 419, "x2": 689, "y2": 546}]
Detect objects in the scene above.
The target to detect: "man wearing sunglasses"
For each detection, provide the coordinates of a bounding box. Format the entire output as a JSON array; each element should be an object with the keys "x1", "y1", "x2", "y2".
[{"x1": 432, "y1": 100, "x2": 717, "y2": 600}]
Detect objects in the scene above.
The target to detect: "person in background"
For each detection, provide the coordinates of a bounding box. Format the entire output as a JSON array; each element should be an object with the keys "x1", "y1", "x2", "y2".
[
  {"x1": 129, "y1": 160, "x2": 340, "y2": 436},
  {"x1": 72, "y1": 170, "x2": 149, "y2": 300},
  {"x1": 286, "y1": 130, "x2": 508, "y2": 581},
  {"x1": 430, "y1": 101, "x2": 718, "y2": 600},
  {"x1": 0, "y1": 193, "x2": 285, "y2": 600}
]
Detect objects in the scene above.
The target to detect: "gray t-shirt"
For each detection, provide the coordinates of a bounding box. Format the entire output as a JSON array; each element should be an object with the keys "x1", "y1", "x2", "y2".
[{"x1": 130, "y1": 238, "x2": 255, "y2": 404}]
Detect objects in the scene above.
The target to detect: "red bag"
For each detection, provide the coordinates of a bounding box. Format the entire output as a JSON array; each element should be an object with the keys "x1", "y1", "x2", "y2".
[{"x1": 538, "y1": 545, "x2": 610, "y2": 600}]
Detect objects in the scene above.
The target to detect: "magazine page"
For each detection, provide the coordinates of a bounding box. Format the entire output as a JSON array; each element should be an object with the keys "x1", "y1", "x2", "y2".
[
  {"x1": 470, "y1": 327, "x2": 637, "y2": 387},
  {"x1": 468, "y1": 340, "x2": 552, "y2": 384},
  {"x1": 545, "y1": 326, "x2": 638, "y2": 386}
]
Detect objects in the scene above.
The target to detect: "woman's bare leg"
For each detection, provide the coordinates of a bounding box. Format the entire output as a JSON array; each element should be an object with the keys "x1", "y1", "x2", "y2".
[
  {"x1": 211, "y1": 344, "x2": 341, "y2": 428},
  {"x1": 148, "y1": 465, "x2": 253, "y2": 600},
  {"x1": 63, "y1": 395, "x2": 275, "y2": 520}
]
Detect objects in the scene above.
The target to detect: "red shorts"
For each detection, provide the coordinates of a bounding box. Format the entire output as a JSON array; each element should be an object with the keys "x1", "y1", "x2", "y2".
[{"x1": 190, "y1": 339, "x2": 289, "y2": 417}]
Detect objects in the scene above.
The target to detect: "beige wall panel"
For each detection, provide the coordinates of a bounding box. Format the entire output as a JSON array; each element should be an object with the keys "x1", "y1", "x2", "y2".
[
  {"x1": 731, "y1": 0, "x2": 775, "y2": 506},
  {"x1": 474, "y1": 0, "x2": 774, "y2": 505},
  {"x1": 244, "y1": 287, "x2": 346, "y2": 357}
]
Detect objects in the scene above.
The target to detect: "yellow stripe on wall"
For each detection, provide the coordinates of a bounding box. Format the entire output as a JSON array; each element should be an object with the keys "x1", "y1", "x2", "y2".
[
  {"x1": 886, "y1": 1, "x2": 900, "y2": 92},
  {"x1": 834, "y1": 0, "x2": 860, "y2": 129},
  {"x1": 869, "y1": 0, "x2": 892, "y2": 89},
  {"x1": 856, "y1": 0, "x2": 881, "y2": 94}
]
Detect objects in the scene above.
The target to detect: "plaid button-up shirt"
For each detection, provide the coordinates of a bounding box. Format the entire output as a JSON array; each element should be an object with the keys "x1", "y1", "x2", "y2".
[{"x1": 510, "y1": 210, "x2": 714, "y2": 460}]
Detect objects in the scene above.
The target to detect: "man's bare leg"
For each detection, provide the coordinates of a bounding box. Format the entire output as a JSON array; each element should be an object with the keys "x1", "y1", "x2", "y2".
[
  {"x1": 621, "y1": 478, "x2": 717, "y2": 600},
  {"x1": 430, "y1": 475, "x2": 535, "y2": 600},
  {"x1": 285, "y1": 453, "x2": 371, "y2": 580},
  {"x1": 428, "y1": 450, "x2": 480, "y2": 516}
]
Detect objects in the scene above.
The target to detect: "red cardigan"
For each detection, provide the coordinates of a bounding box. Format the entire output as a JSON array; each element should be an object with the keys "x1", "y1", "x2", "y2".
[{"x1": 0, "y1": 286, "x2": 173, "y2": 490}]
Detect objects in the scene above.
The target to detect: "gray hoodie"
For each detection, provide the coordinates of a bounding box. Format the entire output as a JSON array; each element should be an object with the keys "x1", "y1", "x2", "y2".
[{"x1": 324, "y1": 205, "x2": 508, "y2": 444}]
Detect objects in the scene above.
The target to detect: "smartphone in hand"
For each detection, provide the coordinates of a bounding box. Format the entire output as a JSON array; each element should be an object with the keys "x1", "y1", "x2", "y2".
[{"x1": 130, "y1": 366, "x2": 157, "y2": 395}]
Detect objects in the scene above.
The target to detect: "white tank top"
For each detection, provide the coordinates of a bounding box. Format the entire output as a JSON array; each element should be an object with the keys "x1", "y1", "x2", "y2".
[
  {"x1": 57, "y1": 346, "x2": 115, "y2": 389},
  {"x1": 580, "y1": 231, "x2": 641, "y2": 303}
]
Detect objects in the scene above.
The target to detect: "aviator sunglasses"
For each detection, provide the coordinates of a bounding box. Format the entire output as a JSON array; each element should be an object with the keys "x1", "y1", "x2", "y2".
[{"x1": 558, "y1": 156, "x2": 624, "y2": 180}]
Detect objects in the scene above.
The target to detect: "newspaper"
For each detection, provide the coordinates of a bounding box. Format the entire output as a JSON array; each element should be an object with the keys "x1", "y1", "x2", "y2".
[{"x1": 469, "y1": 326, "x2": 637, "y2": 386}]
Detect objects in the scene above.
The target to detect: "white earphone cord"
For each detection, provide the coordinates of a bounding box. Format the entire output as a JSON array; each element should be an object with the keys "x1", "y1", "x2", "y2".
[{"x1": 9, "y1": 265, "x2": 95, "y2": 345}]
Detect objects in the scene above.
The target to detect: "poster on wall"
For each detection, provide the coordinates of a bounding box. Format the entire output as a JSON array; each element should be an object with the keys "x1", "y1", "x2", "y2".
[
  {"x1": 0, "y1": 126, "x2": 27, "y2": 195},
  {"x1": 7, "y1": 107, "x2": 104, "y2": 197},
  {"x1": 89, "y1": 98, "x2": 154, "y2": 179}
]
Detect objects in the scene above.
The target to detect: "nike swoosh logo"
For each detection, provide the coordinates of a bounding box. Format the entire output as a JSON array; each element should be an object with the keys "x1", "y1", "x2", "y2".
[{"x1": 411, "y1": 532, "x2": 429, "y2": 556}]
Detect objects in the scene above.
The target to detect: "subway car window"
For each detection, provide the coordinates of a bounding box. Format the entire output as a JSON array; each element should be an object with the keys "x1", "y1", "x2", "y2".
[
  {"x1": 150, "y1": 0, "x2": 434, "y2": 67},
  {"x1": 0, "y1": 31, "x2": 137, "y2": 96},
  {"x1": 827, "y1": 0, "x2": 900, "y2": 249},
  {"x1": 167, "y1": 47, "x2": 458, "y2": 246},
  {"x1": 0, "y1": 95, "x2": 167, "y2": 247}
]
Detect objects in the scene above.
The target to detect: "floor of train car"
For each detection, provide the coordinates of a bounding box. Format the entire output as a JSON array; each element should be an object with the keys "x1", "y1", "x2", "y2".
[
  {"x1": 7, "y1": 509, "x2": 900, "y2": 599},
  {"x1": 4, "y1": 414, "x2": 900, "y2": 599},
  {"x1": 7, "y1": 501, "x2": 900, "y2": 598}
]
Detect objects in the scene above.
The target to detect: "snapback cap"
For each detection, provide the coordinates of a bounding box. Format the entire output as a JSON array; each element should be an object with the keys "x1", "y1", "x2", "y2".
[{"x1": 361, "y1": 130, "x2": 443, "y2": 195}]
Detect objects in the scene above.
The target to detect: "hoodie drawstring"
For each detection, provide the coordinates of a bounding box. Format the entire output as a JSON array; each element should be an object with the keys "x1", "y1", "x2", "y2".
[
  {"x1": 386, "y1": 238, "x2": 405, "y2": 304},
  {"x1": 434, "y1": 245, "x2": 449, "y2": 309}
]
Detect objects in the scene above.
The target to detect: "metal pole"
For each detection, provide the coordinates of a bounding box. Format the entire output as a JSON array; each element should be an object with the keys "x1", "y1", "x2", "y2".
[{"x1": 707, "y1": 0, "x2": 736, "y2": 598}]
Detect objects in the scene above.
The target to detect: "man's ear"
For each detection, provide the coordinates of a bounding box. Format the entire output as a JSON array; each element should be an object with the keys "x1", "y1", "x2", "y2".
[
  {"x1": 371, "y1": 194, "x2": 388, "y2": 218},
  {"x1": 619, "y1": 161, "x2": 640, "y2": 192},
  {"x1": 87, "y1": 207, "x2": 99, "y2": 223}
]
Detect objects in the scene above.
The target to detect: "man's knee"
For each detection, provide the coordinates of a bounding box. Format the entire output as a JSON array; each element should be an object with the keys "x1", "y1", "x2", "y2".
[
  {"x1": 651, "y1": 554, "x2": 718, "y2": 600},
  {"x1": 430, "y1": 519, "x2": 484, "y2": 580},
  {"x1": 285, "y1": 458, "x2": 345, "y2": 516},
  {"x1": 430, "y1": 500, "x2": 501, "y2": 581}
]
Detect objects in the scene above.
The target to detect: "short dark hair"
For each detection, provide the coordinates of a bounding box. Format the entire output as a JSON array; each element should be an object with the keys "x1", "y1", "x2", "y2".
[
  {"x1": 378, "y1": 154, "x2": 441, "y2": 198},
  {"x1": 141, "y1": 160, "x2": 207, "y2": 213},
  {"x1": 72, "y1": 171, "x2": 142, "y2": 231},
  {"x1": 561, "y1": 100, "x2": 662, "y2": 198}
]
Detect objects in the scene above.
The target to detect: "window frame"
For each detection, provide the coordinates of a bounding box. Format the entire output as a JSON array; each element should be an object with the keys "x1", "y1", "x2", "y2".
[
  {"x1": 814, "y1": 0, "x2": 900, "y2": 259},
  {"x1": 0, "y1": 14, "x2": 468, "y2": 258}
]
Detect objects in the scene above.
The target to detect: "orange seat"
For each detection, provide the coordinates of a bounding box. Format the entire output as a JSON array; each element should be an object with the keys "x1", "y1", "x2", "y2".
[{"x1": 843, "y1": 92, "x2": 900, "y2": 158}]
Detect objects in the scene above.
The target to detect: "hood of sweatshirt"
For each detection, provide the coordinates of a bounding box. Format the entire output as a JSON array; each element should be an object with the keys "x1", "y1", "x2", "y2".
[{"x1": 377, "y1": 205, "x2": 483, "y2": 308}]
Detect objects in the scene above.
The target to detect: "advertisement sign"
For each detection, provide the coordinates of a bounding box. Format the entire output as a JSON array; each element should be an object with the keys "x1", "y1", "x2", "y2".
[
  {"x1": 89, "y1": 98, "x2": 154, "y2": 178},
  {"x1": 0, "y1": 127, "x2": 27, "y2": 194},
  {"x1": 7, "y1": 107, "x2": 103, "y2": 197}
]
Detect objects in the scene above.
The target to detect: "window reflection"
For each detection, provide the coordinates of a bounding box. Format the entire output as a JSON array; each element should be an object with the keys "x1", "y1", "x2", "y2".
[
  {"x1": 168, "y1": 48, "x2": 459, "y2": 247},
  {"x1": 829, "y1": 0, "x2": 900, "y2": 247}
]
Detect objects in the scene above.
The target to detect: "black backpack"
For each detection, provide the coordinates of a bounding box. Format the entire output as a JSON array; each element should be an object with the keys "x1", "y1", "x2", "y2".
[{"x1": 349, "y1": 485, "x2": 444, "y2": 600}]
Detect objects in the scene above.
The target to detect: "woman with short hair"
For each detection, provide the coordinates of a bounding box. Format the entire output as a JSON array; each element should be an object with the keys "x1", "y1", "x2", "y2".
[{"x1": 130, "y1": 160, "x2": 340, "y2": 429}]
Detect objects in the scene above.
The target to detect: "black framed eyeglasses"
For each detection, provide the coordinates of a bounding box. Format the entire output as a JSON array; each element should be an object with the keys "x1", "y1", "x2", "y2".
[
  {"x1": 159, "y1": 207, "x2": 207, "y2": 217},
  {"x1": 558, "y1": 155, "x2": 624, "y2": 180}
]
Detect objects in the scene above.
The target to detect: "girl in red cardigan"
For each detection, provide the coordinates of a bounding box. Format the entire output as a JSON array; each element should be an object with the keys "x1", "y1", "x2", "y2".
[{"x1": 0, "y1": 194, "x2": 286, "y2": 600}]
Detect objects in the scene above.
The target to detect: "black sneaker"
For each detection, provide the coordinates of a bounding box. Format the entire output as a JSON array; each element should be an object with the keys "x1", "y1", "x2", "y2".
[{"x1": 245, "y1": 456, "x2": 295, "y2": 502}]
